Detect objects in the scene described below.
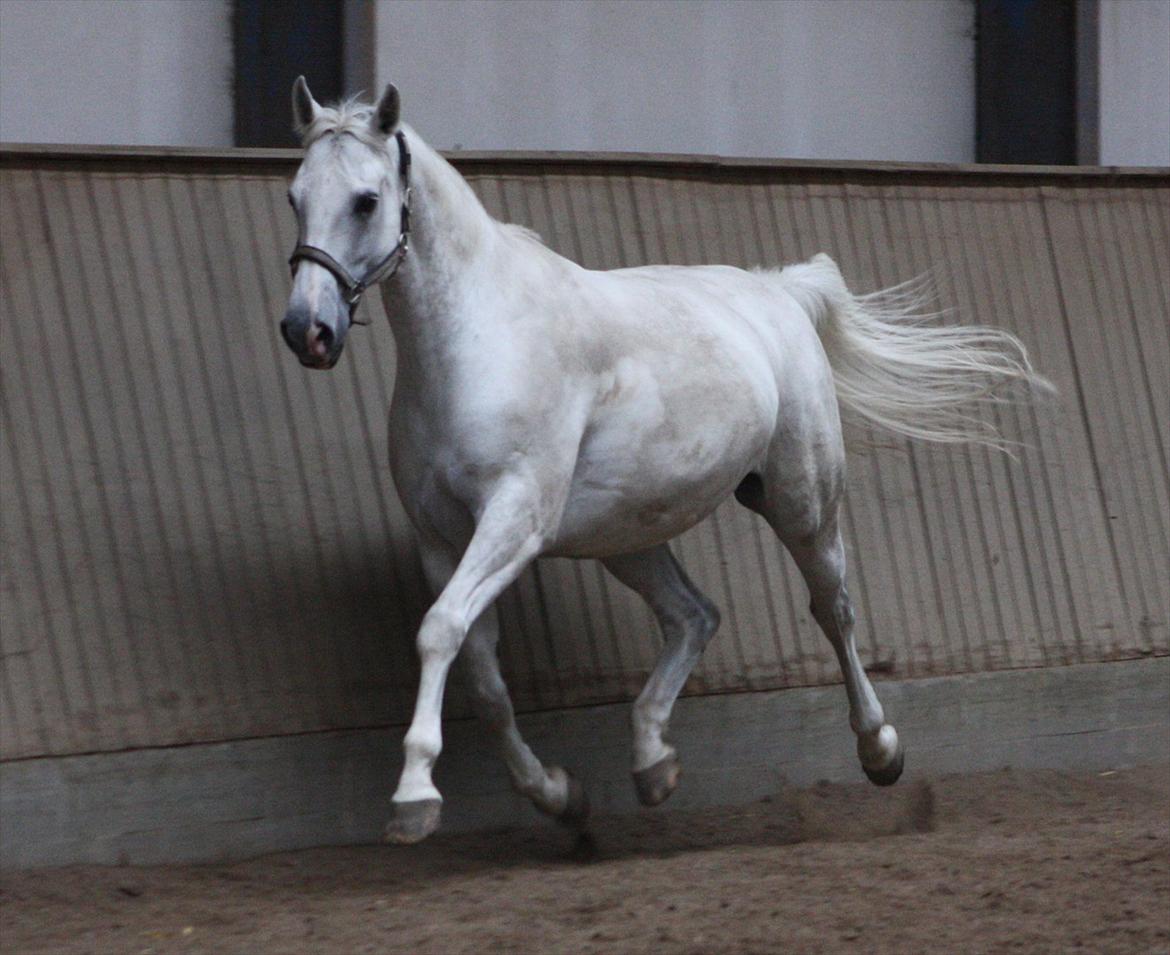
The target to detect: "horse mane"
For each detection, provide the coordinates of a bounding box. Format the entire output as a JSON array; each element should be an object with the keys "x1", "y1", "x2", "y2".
[
  {"x1": 501, "y1": 223, "x2": 545, "y2": 247},
  {"x1": 297, "y1": 97, "x2": 386, "y2": 150}
]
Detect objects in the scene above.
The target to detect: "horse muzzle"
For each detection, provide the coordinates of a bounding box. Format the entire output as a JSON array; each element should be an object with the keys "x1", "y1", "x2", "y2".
[{"x1": 280, "y1": 310, "x2": 345, "y2": 370}]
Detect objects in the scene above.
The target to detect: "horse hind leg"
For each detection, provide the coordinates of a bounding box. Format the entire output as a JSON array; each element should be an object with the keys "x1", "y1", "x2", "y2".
[
  {"x1": 602, "y1": 544, "x2": 720, "y2": 806},
  {"x1": 790, "y1": 527, "x2": 903, "y2": 784},
  {"x1": 742, "y1": 476, "x2": 904, "y2": 786}
]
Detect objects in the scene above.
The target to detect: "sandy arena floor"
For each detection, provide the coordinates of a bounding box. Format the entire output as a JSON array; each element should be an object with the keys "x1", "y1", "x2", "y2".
[{"x1": 2, "y1": 764, "x2": 1167, "y2": 954}]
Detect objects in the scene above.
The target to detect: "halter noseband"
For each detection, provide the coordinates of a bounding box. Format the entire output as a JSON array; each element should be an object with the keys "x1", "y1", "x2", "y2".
[{"x1": 288, "y1": 129, "x2": 412, "y2": 326}]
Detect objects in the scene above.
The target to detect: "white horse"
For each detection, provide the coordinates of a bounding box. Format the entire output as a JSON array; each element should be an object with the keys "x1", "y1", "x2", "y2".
[{"x1": 281, "y1": 79, "x2": 1048, "y2": 844}]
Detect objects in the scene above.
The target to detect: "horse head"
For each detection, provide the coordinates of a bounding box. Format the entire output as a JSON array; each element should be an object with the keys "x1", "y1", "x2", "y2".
[{"x1": 281, "y1": 77, "x2": 410, "y2": 369}]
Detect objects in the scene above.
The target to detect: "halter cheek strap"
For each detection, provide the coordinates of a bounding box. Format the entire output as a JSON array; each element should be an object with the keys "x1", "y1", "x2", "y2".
[{"x1": 288, "y1": 129, "x2": 412, "y2": 326}]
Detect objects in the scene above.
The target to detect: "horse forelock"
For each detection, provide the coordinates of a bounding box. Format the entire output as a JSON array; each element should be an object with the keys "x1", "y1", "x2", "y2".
[{"x1": 298, "y1": 98, "x2": 385, "y2": 151}]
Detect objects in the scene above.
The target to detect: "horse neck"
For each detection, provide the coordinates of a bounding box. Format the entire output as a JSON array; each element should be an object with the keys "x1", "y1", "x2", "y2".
[{"x1": 385, "y1": 129, "x2": 498, "y2": 344}]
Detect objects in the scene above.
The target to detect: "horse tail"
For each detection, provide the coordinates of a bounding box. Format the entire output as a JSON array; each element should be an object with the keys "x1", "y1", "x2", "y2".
[{"x1": 777, "y1": 253, "x2": 1052, "y2": 450}]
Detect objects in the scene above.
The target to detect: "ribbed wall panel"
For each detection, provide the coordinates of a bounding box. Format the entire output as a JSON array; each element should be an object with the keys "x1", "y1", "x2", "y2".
[{"x1": 1, "y1": 149, "x2": 1166, "y2": 759}]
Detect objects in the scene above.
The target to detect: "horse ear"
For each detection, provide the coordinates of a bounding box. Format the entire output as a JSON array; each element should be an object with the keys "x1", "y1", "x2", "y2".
[
  {"x1": 373, "y1": 83, "x2": 400, "y2": 136},
  {"x1": 292, "y1": 76, "x2": 320, "y2": 135}
]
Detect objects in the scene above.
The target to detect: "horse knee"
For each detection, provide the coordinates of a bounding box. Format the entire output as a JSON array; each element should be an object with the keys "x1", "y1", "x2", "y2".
[{"x1": 417, "y1": 605, "x2": 464, "y2": 661}]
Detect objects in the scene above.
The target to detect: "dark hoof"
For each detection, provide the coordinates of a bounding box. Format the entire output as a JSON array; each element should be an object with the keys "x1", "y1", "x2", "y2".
[
  {"x1": 383, "y1": 798, "x2": 442, "y2": 844},
  {"x1": 557, "y1": 771, "x2": 591, "y2": 829},
  {"x1": 633, "y1": 754, "x2": 681, "y2": 807},
  {"x1": 863, "y1": 744, "x2": 905, "y2": 787}
]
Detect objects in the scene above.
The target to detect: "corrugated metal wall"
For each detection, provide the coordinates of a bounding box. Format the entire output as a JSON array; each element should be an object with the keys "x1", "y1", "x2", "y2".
[{"x1": 1, "y1": 148, "x2": 1166, "y2": 761}]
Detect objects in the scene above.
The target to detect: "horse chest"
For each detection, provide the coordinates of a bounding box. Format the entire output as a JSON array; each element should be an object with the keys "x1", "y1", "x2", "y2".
[{"x1": 388, "y1": 377, "x2": 583, "y2": 527}]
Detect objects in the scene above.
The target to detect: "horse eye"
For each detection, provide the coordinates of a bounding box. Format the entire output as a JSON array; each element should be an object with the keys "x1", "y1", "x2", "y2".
[{"x1": 353, "y1": 193, "x2": 379, "y2": 216}]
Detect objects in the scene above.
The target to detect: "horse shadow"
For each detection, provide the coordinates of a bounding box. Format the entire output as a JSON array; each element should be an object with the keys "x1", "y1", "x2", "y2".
[{"x1": 350, "y1": 775, "x2": 936, "y2": 883}]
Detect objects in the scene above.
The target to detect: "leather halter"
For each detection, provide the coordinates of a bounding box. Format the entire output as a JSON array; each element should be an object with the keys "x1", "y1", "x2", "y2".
[{"x1": 288, "y1": 130, "x2": 412, "y2": 326}]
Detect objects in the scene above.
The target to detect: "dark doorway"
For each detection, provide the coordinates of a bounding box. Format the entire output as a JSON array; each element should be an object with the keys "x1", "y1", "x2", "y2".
[
  {"x1": 976, "y1": 0, "x2": 1078, "y2": 164},
  {"x1": 234, "y1": 0, "x2": 344, "y2": 148}
]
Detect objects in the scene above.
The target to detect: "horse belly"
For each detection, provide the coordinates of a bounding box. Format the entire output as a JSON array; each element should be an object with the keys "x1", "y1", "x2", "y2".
[
  {"x1": 549, "y1": 479, "x2": 735, "y2": 557},
  {"x1": 547, "y1": 379, "x2": 772, "y2": 558}
]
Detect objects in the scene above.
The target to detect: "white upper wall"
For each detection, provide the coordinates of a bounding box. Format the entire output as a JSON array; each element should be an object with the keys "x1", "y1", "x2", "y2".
[
  {"x1": 0, "y1": 0, "x2": 232, "y2": 147},
  {"x1": 367, "y1": 0, "x2": 976, "y2": 162},
  {"x1": 1, "y1": 0, "x2": 1163, "y2": 166},
  {"x1": 1097, "y1": 0, "x2": 1170, "y2": 166}
]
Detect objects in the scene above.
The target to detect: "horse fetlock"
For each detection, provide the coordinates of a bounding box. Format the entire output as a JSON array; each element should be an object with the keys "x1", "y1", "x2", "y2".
[
  {"x1": 521, "y1": 765, "x2": 587, "y2": 824},
  {"x1": 403, "y1": 724, "x2": 441, "y2": 763},
  {"x1": 631, "y1": 709, "x2": 672, "y2": 768},
  {"x1": 857, "y1": 724, "x2": 904, "y2": 786},
  {"x1": 393, "y1": 759, "x2": 442, "y2": 806},
  {"x1": 849, "y1": 707, "x2": 885, "y2": 740},
  {"x1": 399, "y1": 736, "x2": 442, "y2": 802},
  {"x1": 510, "y1": 767, "x2": 555, "y2": 804},
  {"x1": 631, "y1": 698, "x2": 670, "y2": 735},
  {"x1": 857, "y1": 723, "x2": 899, "y2": 766},
  {"x1": 550, "y1": 766, "x2": 591, "y2": 827}
]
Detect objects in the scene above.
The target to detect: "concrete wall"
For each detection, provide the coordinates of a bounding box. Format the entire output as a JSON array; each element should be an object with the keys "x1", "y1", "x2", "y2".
[
  {"x1": 366, "y1": 0, "x2": 976, "y2": 161},
  {"x1": 0, "y1": 0, "x2": 233, "y2": 147},
  {"x1": 4, "y1": 658, "x2": 1167, "y2": 868},
  {"x1": 1096, "y1": 0, "x2": 1170, "y2": 166}
]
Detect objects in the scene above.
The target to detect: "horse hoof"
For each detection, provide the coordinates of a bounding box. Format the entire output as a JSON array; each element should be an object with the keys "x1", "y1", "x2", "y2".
[
  {"x1": 383, "y1": 798, "x2": 442, "y2": 844},
  {"x1": 863, "y1": 743, "x2": 905, "y2": 787},
  {"x1": 633, "y1": 754, "x2": 681, "y2": 807},
  {"x1": 558, "y1": 771, "x2": 591, "y2": 829}
]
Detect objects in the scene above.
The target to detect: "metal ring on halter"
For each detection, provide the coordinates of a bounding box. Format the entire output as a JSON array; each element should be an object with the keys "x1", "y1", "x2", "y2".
[{"x1": 288, "y1": 129, "x2": 413, "y2": 325}]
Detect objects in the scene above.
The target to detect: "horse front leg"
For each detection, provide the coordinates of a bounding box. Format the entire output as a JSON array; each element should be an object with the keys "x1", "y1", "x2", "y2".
[
  {"x1": 414, "y1": 539, "x2": 589, "y2": 831},
  {"x1": 384, "y1": 481, "x2": 548, "y2": 844}
]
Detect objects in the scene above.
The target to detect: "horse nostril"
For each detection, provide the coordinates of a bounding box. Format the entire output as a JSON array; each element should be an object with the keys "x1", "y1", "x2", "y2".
[
  {"x1": 315, "y1": 323, "x2": 334, "y2": 351},
  {"x1": 304, "y1": 320, "x2": 335, "y2": 361}
]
